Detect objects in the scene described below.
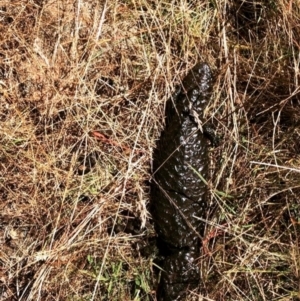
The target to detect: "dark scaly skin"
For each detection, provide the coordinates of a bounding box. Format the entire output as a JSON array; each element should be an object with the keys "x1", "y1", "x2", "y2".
[{"x1": 151, "y1": 63, "x2": 213, "y2": 301}]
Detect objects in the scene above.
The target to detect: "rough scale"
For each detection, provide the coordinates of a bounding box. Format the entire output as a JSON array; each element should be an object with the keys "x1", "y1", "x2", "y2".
[{"x1": 151, "y1": 62, "x2": 213, "y2": 300}]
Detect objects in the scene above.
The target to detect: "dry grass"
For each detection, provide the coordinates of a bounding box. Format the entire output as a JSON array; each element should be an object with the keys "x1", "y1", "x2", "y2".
[{"x1": 0, "y1": 0, "x2": 300, "y2": 300}]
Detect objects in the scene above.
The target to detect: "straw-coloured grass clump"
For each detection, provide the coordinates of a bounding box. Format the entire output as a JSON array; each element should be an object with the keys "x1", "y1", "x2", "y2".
[{"x1": 1, "y1": 1, "x2": 300, "y2": 300}]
